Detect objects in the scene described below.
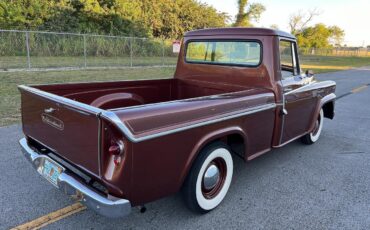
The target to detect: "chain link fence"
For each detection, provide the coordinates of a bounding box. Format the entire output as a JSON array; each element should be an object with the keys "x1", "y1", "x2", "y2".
[
  {"x1": 0, "y1": 30, "x2": 178, "y2": 71},
  {"x1": 0, "y1": 29, "x2": 369, "y2": 71},
  {"x1": 299, "y1": 47, "x2": 370, "y2": 57}
]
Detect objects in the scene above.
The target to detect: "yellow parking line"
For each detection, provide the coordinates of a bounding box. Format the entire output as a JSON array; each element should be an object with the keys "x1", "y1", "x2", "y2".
[
  {"x1": 10, "y1": 203, "x2": 86, "y2": 230},
  {"x1": 351, "y1": 85, "x2": 368, "y2": 93},
  {"x1": 301, "y1": 65, "x2": 351, "y2": 70}
]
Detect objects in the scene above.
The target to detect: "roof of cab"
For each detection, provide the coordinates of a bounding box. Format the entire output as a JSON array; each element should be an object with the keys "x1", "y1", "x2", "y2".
[{"x1": 185, "y1": 27, "x2": 295, "y2": 39}]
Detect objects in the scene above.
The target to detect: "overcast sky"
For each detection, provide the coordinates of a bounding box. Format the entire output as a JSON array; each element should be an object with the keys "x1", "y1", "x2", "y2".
[{"x1": 199, "y1": 0, "x2": 369, "y2": 47}]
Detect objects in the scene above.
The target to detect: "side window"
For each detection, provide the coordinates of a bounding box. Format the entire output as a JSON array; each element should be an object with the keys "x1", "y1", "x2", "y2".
[
  {"x1": 186, "y1": 40, "x2": 261, "y2": 67},
  {"x1": 279, "y1": 40, "x2": 298, "y2": 79}
]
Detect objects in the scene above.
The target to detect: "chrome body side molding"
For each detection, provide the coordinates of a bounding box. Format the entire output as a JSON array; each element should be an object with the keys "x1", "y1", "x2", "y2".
[
  {"x1": 101, "y1": 103, "x2": 277, "y2": 143},
  {"x1": 284, "y1": 80, "x2": 336, "y2": 96}
]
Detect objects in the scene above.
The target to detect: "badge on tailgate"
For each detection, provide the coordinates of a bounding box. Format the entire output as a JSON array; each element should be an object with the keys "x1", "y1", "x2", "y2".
[{"x1": 41, "y1": 113, "x2": 64, "y2": 131}]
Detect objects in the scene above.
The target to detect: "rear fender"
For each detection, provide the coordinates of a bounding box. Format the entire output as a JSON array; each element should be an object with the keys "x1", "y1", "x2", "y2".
[{"x1": 179, "y1": 126, "x2": 248, "y2": 187}]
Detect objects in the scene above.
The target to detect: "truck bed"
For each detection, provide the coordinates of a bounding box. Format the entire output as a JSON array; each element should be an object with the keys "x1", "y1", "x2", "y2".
[
  {"x1": 19, "y1": 77, "x2": 276, "y2": 192},
  {"x1": 33, "y1": 78, "x2": 251, "y2": 110}
]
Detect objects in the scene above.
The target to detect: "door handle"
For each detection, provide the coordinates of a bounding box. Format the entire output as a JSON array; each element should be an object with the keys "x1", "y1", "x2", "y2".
[{"x1": 280, "y1": 108, "x2": 288, "y2": 116}]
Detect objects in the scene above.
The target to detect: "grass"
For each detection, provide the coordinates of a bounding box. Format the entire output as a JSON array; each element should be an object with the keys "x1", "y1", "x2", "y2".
[
  {"x1": 2, "y1": 55, "x2": 368, "y2": 72},
  {"x1": 0, "y1": 56, "x2": 178, "y2": 69},
  {"x1": 300, "y1": 55, "x2": 370, "y2": 73},
  {"x1": 0, "y1": 55, "x2": 369, "y2": 127}
]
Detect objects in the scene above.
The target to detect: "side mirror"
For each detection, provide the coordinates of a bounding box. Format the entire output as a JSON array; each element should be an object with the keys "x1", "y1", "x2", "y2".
[{"x1": 305, "y1": 69, "x2": 314, "y2": 77}]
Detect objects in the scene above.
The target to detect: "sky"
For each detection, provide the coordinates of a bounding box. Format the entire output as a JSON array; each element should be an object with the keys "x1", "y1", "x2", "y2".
[{"x1": 199, "y1": 0, "x2": 370, "y2": 47}]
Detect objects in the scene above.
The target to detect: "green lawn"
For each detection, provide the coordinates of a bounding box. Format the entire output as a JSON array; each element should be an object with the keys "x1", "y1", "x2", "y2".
[
  {"x1": 1, "y1": 55, "x2": 369, "y2": 73},
  {"x1": 0, "y1": 56, "x2": 178, "y2": 69},
  {"x1": 1, "y1": 55, "x2": 369, "y2": 127},
  {"x1": 300, "y1": 55, "x2": 370, "y2": 73}
]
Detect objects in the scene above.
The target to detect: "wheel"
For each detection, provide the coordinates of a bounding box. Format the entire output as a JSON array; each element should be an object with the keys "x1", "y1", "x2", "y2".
[
  {"x1": 302, "y1": 108, "x2": 324, "y2": 145},
  {"x1": 183, "y1": 142, "x2": 233, "y2": 213}
]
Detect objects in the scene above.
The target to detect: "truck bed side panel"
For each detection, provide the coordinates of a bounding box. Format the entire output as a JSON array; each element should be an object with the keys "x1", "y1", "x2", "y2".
[
  {"x1": 128, "y1": 107, "x2": 276, "y2": 205},
  {"x1": 106, "y1": 89, "x2": 276, "y2": 205}
]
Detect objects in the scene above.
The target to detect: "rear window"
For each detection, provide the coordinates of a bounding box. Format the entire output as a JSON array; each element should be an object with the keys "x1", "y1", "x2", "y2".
[{"x1": 185, "y1": 40, "x2": 261, "y2": 67}]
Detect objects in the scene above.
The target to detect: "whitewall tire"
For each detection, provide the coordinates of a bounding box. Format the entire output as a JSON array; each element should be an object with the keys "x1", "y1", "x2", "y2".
[
  {"x1": 183, "y1": 142, "x2": 233, "y2": 213},
  {"x1": 302, "y1": 109, "x2": 324, "y2": 144}
]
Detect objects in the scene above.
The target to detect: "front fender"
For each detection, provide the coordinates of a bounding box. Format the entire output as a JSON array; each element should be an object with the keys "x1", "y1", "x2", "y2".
[{"x1": 309, "y1": 92, "x2": 336, "y2": 132}]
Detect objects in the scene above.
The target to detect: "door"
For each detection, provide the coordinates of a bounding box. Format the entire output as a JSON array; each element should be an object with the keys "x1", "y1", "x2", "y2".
[{"x1": 279, "y1": 40, "x2": 317, "y2": 144}]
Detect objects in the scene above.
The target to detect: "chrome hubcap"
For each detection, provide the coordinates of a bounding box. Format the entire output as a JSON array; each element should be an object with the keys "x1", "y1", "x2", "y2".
[{"x1": 203, "y1": 164, "x2": 220, "y2": 190}]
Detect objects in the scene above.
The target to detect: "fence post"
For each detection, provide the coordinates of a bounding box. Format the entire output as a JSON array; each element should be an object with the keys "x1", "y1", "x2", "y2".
[
  {"x1": 25, "y1": 31, "x2": 31, "y2": 69},
  {"x1": 162, "y1": 39, "x2": 165, "y2": 66},
  {"x1": 130, "y1": 37, "x2": 133, "y2": 67},
  {"x1": 83, "y1": 34, "x2": 87, "y2": 68}
]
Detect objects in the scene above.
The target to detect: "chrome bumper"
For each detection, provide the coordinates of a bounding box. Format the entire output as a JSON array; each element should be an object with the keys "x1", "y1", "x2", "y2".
[{"x1": 19, "y1": 138, "x2": 131, "y2": 218}]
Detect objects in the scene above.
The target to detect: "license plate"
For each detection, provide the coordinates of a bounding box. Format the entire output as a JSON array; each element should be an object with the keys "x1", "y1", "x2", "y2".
[{"x1": 42, "y1": 159, "x2": 62, "y2": 187}]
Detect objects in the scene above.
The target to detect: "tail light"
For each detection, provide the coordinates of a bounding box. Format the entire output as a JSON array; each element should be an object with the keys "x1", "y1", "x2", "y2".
[
  {"x1": 101, "y1": 121, "x2": 131, "y2": 197},
  {"x1": 101, "y1": 121, "x2": 128, "y2": 181},
  {"x1": 108, "y1": 140, "x2": 124, "y2": 166}
]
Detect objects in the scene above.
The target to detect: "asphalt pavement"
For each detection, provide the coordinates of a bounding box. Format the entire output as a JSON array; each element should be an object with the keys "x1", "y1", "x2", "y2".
[{"x1": 1, "y1": 67, "x2": 370, "y2": 229}]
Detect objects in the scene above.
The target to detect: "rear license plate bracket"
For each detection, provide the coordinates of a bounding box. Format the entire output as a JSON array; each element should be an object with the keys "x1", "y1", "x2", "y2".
[{"x1": 41, "y1": 159, "x2": 63, "y2": 187}]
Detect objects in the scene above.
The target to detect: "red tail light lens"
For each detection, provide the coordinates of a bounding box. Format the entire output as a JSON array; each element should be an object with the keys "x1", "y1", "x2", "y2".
[
  {"x1": 108, "y1": 140, "x2": 124, "y2": 166},
  {"x1": 102, "y1": 121, "x2": 127, "y2": 171}
]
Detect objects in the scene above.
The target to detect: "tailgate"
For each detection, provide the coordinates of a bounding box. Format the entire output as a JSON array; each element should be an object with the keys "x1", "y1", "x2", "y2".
[{"x1": 19, "y1": 85, "x2": 102, "y2": 177}]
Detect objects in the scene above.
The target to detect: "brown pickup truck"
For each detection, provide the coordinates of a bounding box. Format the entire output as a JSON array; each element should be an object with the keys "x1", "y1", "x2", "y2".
[{"x1": 19, "y1": 28, "x2": 336, "y2": 218}]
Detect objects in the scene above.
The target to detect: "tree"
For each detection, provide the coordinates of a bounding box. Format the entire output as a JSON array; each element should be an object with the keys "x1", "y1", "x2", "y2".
[
  {"x1": 328, "y1": 25, "x2": 345, "y2": 47},
  {"x1": 49, "y1": 0, "x2": 159, "y2": 36},
  {"x1": 288, "y1": 9, "x2": 345, "y2": 48},
  {"x1": 233, "y1": 0, "x2": 265, "y2": 27},
  {"x1": 0, "y1": 0, "x2": 53, "y2": 29},
  {"x1": 270, "y1": 24, "x2": 279, "y2": 30},
  {"x1": 288, "y1": 8, "x2": 321, "y2": 35},
  {"x1": 138, "y1": 0, "x2": 228, "y2": 38},
  {"x1": 296, "y1": 23, "x2": 345, "y2": 48},
  {"x1": 0, "y1": 0, "x2": 229, "y2": 38}
]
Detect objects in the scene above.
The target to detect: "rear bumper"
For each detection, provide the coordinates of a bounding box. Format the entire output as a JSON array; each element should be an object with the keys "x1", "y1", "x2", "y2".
[{"x1": 19, "y1": 137, "x2": 131, "y2": 218}]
